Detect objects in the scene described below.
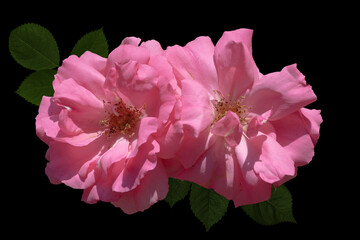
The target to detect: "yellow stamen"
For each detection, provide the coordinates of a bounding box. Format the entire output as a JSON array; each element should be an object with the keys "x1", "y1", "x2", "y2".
[{"x1": 212, "y1": 90, "x2": 251, "y2": 126}]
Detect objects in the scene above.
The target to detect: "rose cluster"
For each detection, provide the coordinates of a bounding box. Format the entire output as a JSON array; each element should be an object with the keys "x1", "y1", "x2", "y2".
[{"x1": 36, "y1": 28, "x2": 322, "y2": 214}]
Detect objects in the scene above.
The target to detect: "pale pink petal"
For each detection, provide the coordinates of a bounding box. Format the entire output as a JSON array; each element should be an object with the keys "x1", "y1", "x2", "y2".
[
  {"x1": 165, "y1": 37, "x2": 217, "y2": 92},
  {"x1": 121, "y1": 37, "x2": 141, "y2": 46},
  {"x1": 217, "y1": 29, "x2": 254, "y2": 54},
  {"x1": 180, "y1": 79, "x2": 213, "y2": 137},
  {"x1": 177, "y1": 135, "x2": 241, "y2": 200},
  {"x1": 135, "y1": 117, "x2": 159, "y2": 150},
  {"x1": 211, "y1": 111, "x2": 242, "y2": 147},
  {"x1": 174, "y1": 127, "x2": 210, "y2": 169},
  {"x1": 99, "y1": 139, "x2": 130, "y2": 175},
  {"x1": 81, "y1": 172, "x2": 121, "y2": 204},
  {"x1": 140, "y1": 40, "x2": 164, "y2": 56},
  {"x1": 79, "y1": 51, "x2": 107, "y2": 75},
  {"x1": 45, "y1": 139, "x2": 105, "y2": 189},
  {"x1": 270, "y1": 108, "x2": 322, "y2": 166},
  {"x1": 56, "y1": 55, "x2": 106, "y2": 99},
  {"x1": 247, "y1": 64, "x2": 317, "y2": 120},
  {"x1": 112, "y1": 140, "x2": 159, "y2": 193},
  {"x1": 252, "y1": 135, "x2": 296, "y2": 184},
  {"x1": 112, "y1": 161, "x2": 168, "y2": 214},
  {"x1": 300, "y1": 108, "x2": 322, "y2": 145},
  {"x1": 53, "y1": 78, "x2": 104, "y2": 111},
  {"x1": 36, "y1": 96, "x2": 61, "y2": 144},
  {"x1": 156, "y1": 121, "x2": 184, "y2": 159},
  {"x1": 234, "y1": 135, "x2": 263, "y2": 186},
  {"x1": 106, "y1": 43, "x2": 150, "y2": 70},
  {"x1": 214, "y1": 30, "x2": 258, "y2": 99},
  {"x1": 232, "y1": 177, "x2": 272, "y2": 207}
]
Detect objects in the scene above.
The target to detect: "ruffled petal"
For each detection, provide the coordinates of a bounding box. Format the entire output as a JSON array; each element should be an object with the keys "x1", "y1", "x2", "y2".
[
  {"x1": 180, "y1": 79, "x2": 213, "y2": 137},
  {"x1": 247, "y1": 64, "x2": 317, "y2": 120},
  {"x1": 45, "y1": 139, "x2": 106, "y2": 189},
  {"x1": 270, "y1": 108, "x2": 322, "y2": 166},
  {"x1": 56, "y1": 55, "x2": 106, "y2": 99},
  {"x1": 112, "y1": 139, "x2": 159, "y2": 193},
  {"x1": 112, "y1": 160, "x2": 168, "y2": 214},
  {"x1": 214, "y1": 29, "x2": 258, "y2": 99},
  {"x1": 177, "y1": 135, "x2": 241, "y2": 200},
  {"x1": 211, "y1": 111, "x2": 243, "y2": 147},
  {"x1": 252, "y1": 135, "x2": 296, "y2": 184},
  {"x1": 165, "y1": 36, "x2": 217, "y2": 92},
  {"x1": 106, "y1": 41, "x2": 150, "y2": 70}
]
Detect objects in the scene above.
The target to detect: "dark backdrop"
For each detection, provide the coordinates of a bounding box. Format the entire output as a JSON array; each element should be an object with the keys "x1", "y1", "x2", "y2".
[{"x1": 3, "y1": 2, "x2": 348, "y2": 238}]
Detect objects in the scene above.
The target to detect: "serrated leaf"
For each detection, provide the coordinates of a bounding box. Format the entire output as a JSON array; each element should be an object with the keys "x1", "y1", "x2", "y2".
[
  {"x1": 190, "y1": 183, "x2": 229, "y2": 231},
  {"x1": 241, "y1": 185, "x2": 297, "y2": 225},
  {"x1": 71, "y1": 28, "x2": 109, "y2": 57},
  {"x1": 164, "y1": 178, "x2": 191, "y2": 207},
  {"x1": 9, "y1": 23, "x2": 59, "y2": 70},
  {"x1": 16, "y1": 69, "x2": 56, "y2": 106}
]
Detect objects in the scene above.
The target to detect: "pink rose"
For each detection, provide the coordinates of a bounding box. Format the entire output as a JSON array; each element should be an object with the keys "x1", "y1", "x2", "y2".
[
  {"x1": 36, "y1": 37, "x2": 177, "y2": 214},
  {"x1": 164, "y1": 29, "x2": 322, "y2": 206}
]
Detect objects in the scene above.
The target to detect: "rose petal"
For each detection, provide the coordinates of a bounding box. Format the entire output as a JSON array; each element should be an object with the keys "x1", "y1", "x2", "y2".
[
  {"x1": 180, "y1": 79, "x2": 213, "y2": 137},
  {"x1": 247, "y1": 64, "x2": 317, "y2": 120},
  {"x1": 112, "y1": 160, "x2": 168, "y2": 214},
  {"x1": 214, "y1": 30, "x2": 258, "y2": 99}
]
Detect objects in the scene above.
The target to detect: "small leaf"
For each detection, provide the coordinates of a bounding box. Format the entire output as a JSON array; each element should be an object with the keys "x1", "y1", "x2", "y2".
[
  {"x1": 189, "y1": 183, "x2": 229, "y2": 231},
  {"x1": 9, "y1": 23, "x2": 59, "y2": 70},
  {"x1": 241, "y1": 185, "x2": 297, "y2": 225},
  {"x1": 16, "y1": 69, "x2": 56, "y2": 106},
  {"x1": 71, "y1": 28, "x2": 109, "y2": 57},
  {"x1": 164, "y1": 178, "x2": 191, "y2": 207}
]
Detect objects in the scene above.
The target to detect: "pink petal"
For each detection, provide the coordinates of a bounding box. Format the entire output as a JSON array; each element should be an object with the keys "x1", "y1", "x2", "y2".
[
  {"x1": 121, "y1": 37, "x2": 141, "y2": 46},
  {"x1": 252, "y1": 135, "x2": 296, "y2": 184},
  {"x1": 135, "y1": 117, "x2": 159, "y2": 150},
  {"x1": 300, "y1": 108, "x2": 322, "y2": 145},
  {"x1": 180, "y1": 79, "x2": 213, "y2": 137},
  {"x1": 36, "y1": 96, "x2": 61, "y2": 144},
  {"x1": 45, "y1": 139, "x2": 105, "y2": 189},
  {"x1": 232, "y1": 176, "x2": 272, "y2": 207},
  {"x1": 156, "y1": 120, "x2": 184, "y2": 159},
  {"x1": 106, "y1": 43, "x2": 150, "y2": 70},
  {"x1": 112, "y1": 160, "x2": 168, "y2": 214},
  {"x1": 165, "y1": 36, "x2": 217, "y2": 92},
  {"x1": 174, "y1": 127, "x2": 210, "y2": 169},
  {"x1": 36, "y1": 95, "x2": 103, "y2": 147},
  {"x1": 56, "y1": 55, "x2": 106, "y2": 99},
  {"x1": 214, "y1": 30, "x2": 258, "y2": 99},
  {"x1": 217, "y1": 29, "x2": 254, "y2": 54},
  {"x1": 99, "y1": 139, "x2": 130, "y2": 175},
  {"x1": 112, "y1": 139, "x2": 159, "y2": 193},
  {"x1": 247, "y1": 64, "x2": 317, "y2": 120},
  {"x1": 79, "y1": 51, "x2": 107, "y2": 76},
  {"x1": 234, "y1": 135, "x2": 263, "y2": 186},
  {"x1": 211, "y1": 111, "x2": 243, "y2": 147},
  {"x1": 270, "y1": 108, "x2": 322, "y2": 166},
  {"x1": 140, "y1": 40, "x2": 164, "y2": 56},
  {"x1": 53, "y1": 78, "x2": 104, "y2": 111},
  {"x1": 177, "y1": 135, "x2": 241, "y2": 200}
]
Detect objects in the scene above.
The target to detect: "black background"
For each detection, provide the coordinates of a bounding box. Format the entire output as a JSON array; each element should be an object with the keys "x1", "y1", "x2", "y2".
[{"x1": 3, "y1": 2, "x2": 351, "y2": 238}]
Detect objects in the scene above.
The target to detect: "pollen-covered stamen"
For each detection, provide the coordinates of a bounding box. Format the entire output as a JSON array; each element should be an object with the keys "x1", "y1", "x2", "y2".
[
  {"x1": 212, "y1": 90, "x2": 251, "y2": 126},
  {"x1": 100, "y1": 99, "x2": 145, "y2": 138}
]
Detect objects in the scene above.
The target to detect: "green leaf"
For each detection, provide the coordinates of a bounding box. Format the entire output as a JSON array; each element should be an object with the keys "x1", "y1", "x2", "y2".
[
  {"x1": 71, "y1": 28, "x2": 109, "y2": 57},
  {"x1": 164, "y1": 178, "x2": 191, "y2": 207},
  {"x1": 9, "y1": 23, "x2": 59, "y2": 70},
  {"x1": 189, "y1": 183, "x2": 229, "y2": 231},
  {"x1": 16, "y1": 69, "x2": 56, "y2": 106},
  {"x1": 241, "y1": 185, "x2": 297, "y2": 225}
]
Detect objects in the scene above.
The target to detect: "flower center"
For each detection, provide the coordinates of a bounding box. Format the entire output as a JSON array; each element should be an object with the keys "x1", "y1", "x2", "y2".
[
  {"x1": 100, "y1": 99, "x2": 145, "y2": 138},
  {"x1": 212, "y1": 90, "x2": 251, "y2": 126}
]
